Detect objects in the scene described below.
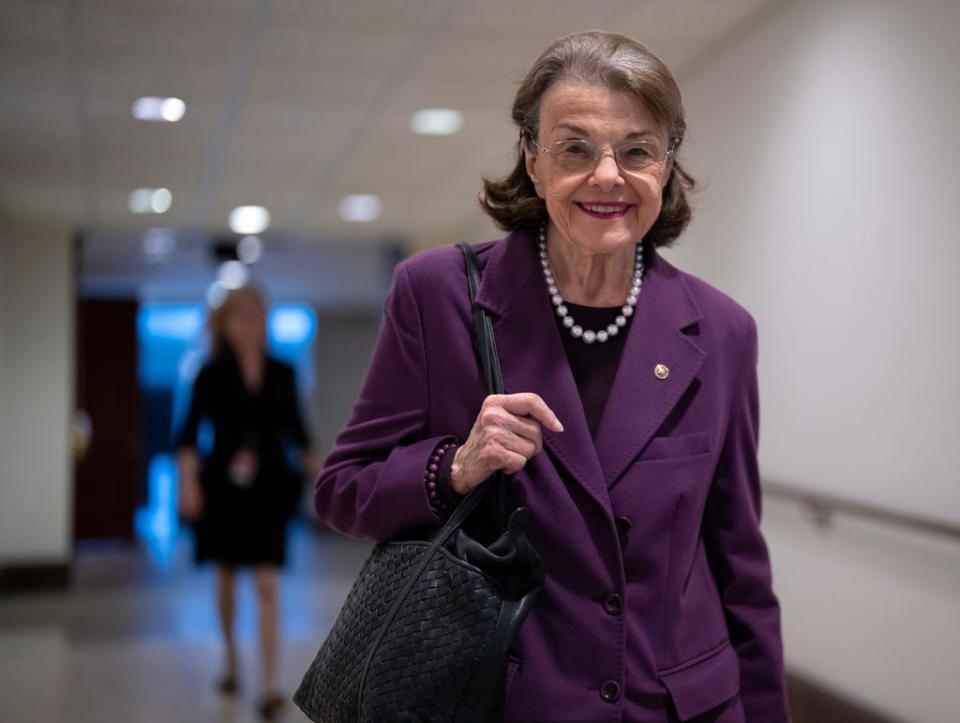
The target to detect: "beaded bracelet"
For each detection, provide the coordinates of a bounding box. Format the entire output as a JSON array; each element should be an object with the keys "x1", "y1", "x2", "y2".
[{"x1": 425, "y1": 441, "x2": 457, "y2": 515}]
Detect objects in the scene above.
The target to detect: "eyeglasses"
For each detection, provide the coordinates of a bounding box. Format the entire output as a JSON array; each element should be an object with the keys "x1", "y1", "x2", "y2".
[{"x1": 524, "y1": 133, "x2": 678, "y2": 176}]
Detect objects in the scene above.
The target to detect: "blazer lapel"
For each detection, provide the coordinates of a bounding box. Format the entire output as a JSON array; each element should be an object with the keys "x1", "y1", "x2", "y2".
[
  {"x1": 594, "y1": 242, "x2": 707, "y2": 487},
  {"x1": 473, "y1": 231, "x2": 609, "y2": 513}
]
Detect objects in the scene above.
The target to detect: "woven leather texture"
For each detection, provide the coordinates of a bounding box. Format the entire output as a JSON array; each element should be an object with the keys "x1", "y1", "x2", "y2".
[{"x1": 294, "y1": 541, "x2": 505, "y2": 723}]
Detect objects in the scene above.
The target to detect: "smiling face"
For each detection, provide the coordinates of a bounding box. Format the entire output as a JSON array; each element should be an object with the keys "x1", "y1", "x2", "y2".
[{"x1": 524, "y1": 82, "x2": 672, "y2": 256}]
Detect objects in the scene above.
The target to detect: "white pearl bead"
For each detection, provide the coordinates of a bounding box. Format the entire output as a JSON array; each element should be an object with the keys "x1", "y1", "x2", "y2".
[{"x1": 538, "y1": 226, "x2": 642, "y2": 344}]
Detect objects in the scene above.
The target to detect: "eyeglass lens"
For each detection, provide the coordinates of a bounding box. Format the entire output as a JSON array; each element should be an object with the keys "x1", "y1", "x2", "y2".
[{"x1": 548, "y1": 139, "x2": 668, "y2": 173}]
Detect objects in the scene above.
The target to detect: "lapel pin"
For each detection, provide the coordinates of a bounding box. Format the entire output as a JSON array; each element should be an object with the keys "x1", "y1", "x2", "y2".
[{"x1": 654, "y1": 363, "x2": 670, "y2": 380}]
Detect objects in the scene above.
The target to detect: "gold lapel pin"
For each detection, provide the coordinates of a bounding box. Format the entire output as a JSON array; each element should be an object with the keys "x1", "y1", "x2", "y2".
[{"x1": 654, "y1": 363, "x2": 670, "y2": 380}]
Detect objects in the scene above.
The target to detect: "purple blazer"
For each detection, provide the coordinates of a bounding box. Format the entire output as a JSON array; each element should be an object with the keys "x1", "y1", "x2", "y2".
[{"x1": 315, "y1": 230, "x2": 789, "y2": 722}]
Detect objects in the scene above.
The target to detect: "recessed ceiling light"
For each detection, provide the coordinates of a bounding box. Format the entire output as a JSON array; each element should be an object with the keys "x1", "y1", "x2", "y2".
[
  {"x1": 409, "y1": 108, "x2": 463, "y2": 136},
  {"x1": 229, "y1": 206, "x2": 270, "y2": 235},
  {"x1": 338, "y1": 194, "x2": 382, "y2": 223},
  {"x1": 237, "y1": 235, "x2": 263, "y2": 264},
  {"x1": 142, "y1": 228, "x2": 176, "y2": 263},
  {"x1": 132, "y1": 96, "x2": 186, "y2": 122},
  {"x1": 218, "y1": 260, "x2": 249, "y2": 290},
  {"x1": 129, "y1": 187, "x2": 172, "y2": 214}
]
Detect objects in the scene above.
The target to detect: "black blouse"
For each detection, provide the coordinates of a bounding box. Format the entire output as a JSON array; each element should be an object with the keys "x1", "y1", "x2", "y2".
[
  {"x1": 176, "y1": 351, "x2": 310, "y2": 484},
  {"x1": 556, "y1": 302, "x2": 628, "y2": 439}
]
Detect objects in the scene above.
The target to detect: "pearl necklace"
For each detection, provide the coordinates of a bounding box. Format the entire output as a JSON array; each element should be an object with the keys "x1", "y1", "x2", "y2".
[{"x1": 538, "y1": 226, "x2": 644, "y2": 345}]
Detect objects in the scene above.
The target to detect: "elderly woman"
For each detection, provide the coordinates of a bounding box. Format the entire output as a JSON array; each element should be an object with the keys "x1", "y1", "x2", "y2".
[{"x1": 315, "y1": 31, "x2": 788, "y2": 722}]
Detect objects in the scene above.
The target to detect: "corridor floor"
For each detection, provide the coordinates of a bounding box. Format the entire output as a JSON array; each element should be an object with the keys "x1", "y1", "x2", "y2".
[{"x1": 0, "y1": 522, "x2": 372, "y2": 723}]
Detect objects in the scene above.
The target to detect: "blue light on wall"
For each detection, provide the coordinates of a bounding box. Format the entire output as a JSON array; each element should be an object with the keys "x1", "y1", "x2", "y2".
[
  {"x1": 270, "y1": 305, "x2": 315, "y2": 345},
  {"x1": 133, "y1": 453, "x2": 178, "y2": 568},
  {"x1": 138, "y1": 304, "x2": 207, "y2": 389},
  {"x1": 267, "y1": 304, "x2": 317, "y2": 375},
  {"x1": 142, "y1": 305, "x2": 205, "y2": 339}
]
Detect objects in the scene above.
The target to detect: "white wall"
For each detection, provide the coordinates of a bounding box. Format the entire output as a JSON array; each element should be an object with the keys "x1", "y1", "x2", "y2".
[
  {"x1": 0, "y1": 224, "x2": 74, "y2": 564},
  {"x1": 0, "y1": 224, "x2": 4, "y2": 465},
  {"x1": 669, "y1": 0, "x2": 960, "y2": 524},
  {"x1": 662, "y1": 0, "x2": 960, "y2": 719},
  {"x1": 764, "y1": 496, "x2": 960, "y2": 721}
]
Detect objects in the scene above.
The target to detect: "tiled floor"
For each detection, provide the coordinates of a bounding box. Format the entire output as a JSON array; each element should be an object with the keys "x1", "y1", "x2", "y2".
[
  {"x1": 1, "y1": 512, "x2": 907, "y2": 723},
  {"x1": 0, "y1": 522, "x2": 372, "y2": 723}
]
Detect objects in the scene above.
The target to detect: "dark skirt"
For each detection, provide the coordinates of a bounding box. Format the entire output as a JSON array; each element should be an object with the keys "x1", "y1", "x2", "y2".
[{"x1": 193, "y1": 471, "x2": 297, "y2": 567}]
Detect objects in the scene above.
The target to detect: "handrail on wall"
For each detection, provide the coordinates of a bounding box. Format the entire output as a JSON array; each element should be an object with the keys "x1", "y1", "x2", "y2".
[{"x1": 762, "y1": 479, "x2": 960, "y2": 543}]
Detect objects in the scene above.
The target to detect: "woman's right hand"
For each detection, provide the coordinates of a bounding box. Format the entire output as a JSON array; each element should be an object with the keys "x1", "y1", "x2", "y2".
[
  {"x1": 450, "y1": 393, "x2": 563, "y2": 496},
  {"x1": 178, "y1": 476, "x2": 204, "y2": 521},
  {"x1": 177, "y1": 448, "x2": 204, "y2": 522}
]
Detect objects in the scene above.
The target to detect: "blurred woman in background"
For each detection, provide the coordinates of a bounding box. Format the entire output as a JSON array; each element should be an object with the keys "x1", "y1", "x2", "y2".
[{"x1": 177, "y1": 285, "x2": 315, "y2": 721}]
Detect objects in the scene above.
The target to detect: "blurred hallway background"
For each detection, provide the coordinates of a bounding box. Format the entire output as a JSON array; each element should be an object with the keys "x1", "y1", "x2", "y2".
[{"x1": 1, "y1": 1, "x2": 958, "y2": 721}]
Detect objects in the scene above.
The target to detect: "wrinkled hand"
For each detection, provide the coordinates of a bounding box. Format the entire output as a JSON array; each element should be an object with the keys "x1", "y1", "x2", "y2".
[{"x1": 450, "y1": 393, "x2": 563, "y2": 496}]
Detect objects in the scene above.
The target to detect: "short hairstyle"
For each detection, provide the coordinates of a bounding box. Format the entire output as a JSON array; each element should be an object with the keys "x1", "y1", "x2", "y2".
[{"x1": 479, "y1": 31, "x2": 695, "y2": 248}]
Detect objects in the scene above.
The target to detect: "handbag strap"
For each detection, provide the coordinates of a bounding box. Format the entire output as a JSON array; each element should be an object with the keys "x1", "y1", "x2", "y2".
[
  {"x1": 460, "y1": 242, "x2": 504, "y2": 397},
  {"x1": 459, "y1": 241, "x2": 508, "y2": 529},
  {"x1": 391, "y1": 243, "x2": 507, "y2": 550}
]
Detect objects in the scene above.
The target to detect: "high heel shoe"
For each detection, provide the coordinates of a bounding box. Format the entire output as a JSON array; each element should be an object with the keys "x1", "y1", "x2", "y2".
[
  {"x1": 217, "y1": 675, "x2": 239, "y2": 695},
  {"x1": 258, "y1": 692, "x2": 286, "y2": 720}
]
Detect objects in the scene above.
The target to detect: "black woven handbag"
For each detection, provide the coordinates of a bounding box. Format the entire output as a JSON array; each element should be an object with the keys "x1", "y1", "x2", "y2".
[{"x1": 293, "y1": 243, "x2": 545, "y2": 723}]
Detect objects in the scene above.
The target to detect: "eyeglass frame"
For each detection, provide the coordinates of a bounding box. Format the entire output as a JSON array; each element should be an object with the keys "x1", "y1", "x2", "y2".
[{"x1": 521, "y1": 130, "x2": 680, "y2": 176}]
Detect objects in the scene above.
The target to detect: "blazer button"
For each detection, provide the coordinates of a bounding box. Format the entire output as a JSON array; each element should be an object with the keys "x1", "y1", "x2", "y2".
[
  {"x1": 600, "y1": 679, "x2": 621, "y2": 703},
  {"x1": 602, "y1": 592, "x2": 623, "y2": 616}
]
